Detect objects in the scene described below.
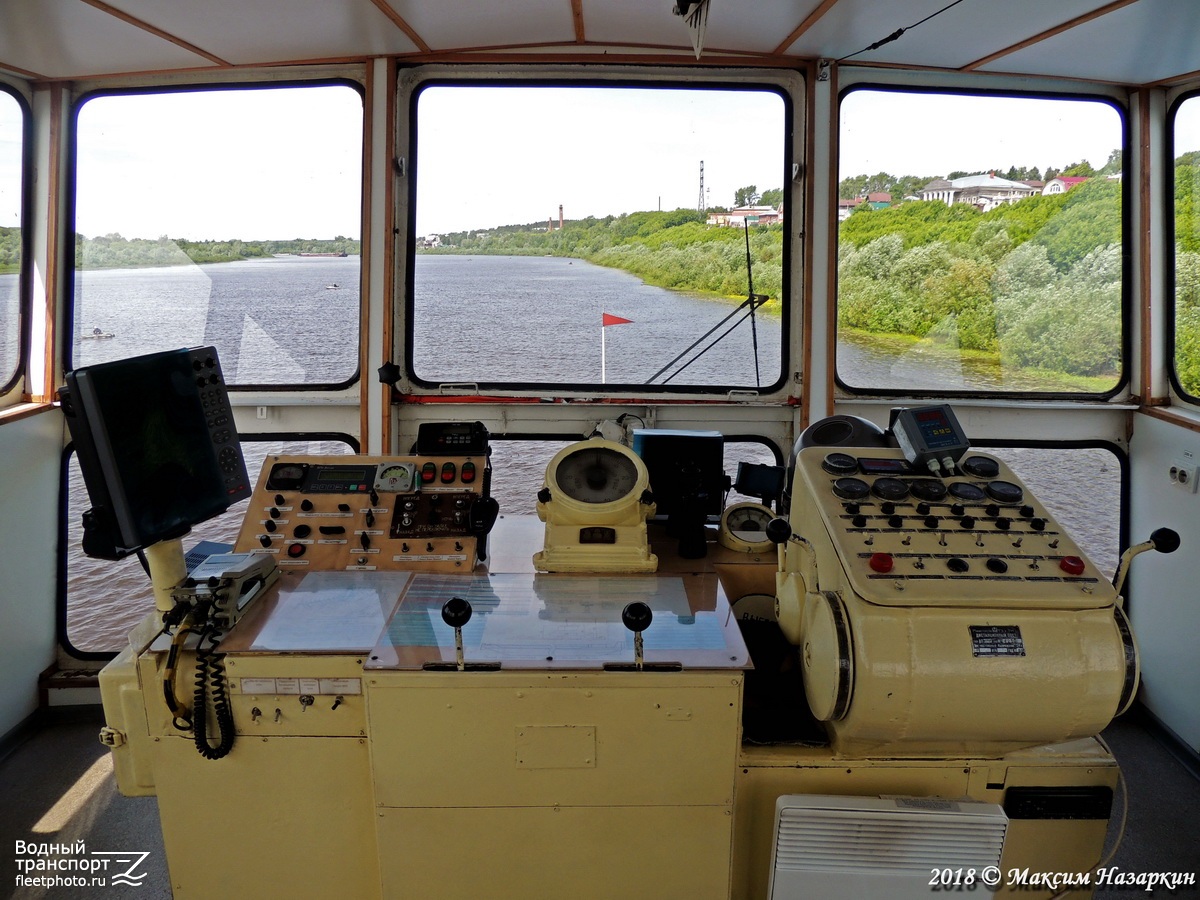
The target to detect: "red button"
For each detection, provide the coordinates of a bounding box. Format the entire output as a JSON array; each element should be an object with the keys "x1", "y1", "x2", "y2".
[
  {"x1": 287, "y1": 543, "x2": 306, "y2": 559},
  {"x1": 869, "y1": 552, "x2": 894, "y2": 573},
  {"x1": 461, "y1": 461, "x2": 476, "y2": 484},
  {"x1": 441, "y1": 462, "x2": 457, "y2": 483},
  {"x1": 421, "y1": 462, "x2": 437, "y2": 483},
  {"x1": 1059, "y1": 555, "x2": 1085, "y2": 575}
]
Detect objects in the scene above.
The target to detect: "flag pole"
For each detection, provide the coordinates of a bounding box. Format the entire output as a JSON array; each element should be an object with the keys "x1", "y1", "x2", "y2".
[{"x1": 602, "y1": 323, "x2": 607, "y2": 383}]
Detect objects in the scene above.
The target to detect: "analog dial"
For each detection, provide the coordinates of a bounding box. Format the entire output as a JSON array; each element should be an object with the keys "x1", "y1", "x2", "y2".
[
  {"x1": 719, "y1": 502, "x2": 775, "y2": 553},
  {"x1": 554, "y1": 446, "x2": 641, "y2": 504},
  {"x1": 375, "y1": 463, "x2": 416, "y2": 493}
]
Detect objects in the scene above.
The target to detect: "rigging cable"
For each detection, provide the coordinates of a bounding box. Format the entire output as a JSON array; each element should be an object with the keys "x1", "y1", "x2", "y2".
[
  {"x1": 645, "y1": 295, "x2": 763, "y2": 384},
  {"x1": 744, "y1": 222, "x2": 762, "y2": 388},
  {"x1": 837, "y1": 0, "x2": 969, "y2": 63},
  {"x1": 658, "y1": 305, "x2": 764, "y2": 384}
]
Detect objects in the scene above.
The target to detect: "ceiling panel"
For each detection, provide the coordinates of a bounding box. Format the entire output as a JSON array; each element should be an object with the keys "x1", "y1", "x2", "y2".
[
  {"x1": 0, "y1": 0, "x2": 216, "y2": 78},
  {"x1": 698, "y1": 0, "x2": 824, "y2": 55},
  {"x1": 975, "y1": 0, "x2": 1200, "y2": 85},
  {"x1": 103, "y1": 0, "x2": 421, "y2": 65},
  {"x1": 389, "y1": 0, "x2": 574, "y2": 52}
]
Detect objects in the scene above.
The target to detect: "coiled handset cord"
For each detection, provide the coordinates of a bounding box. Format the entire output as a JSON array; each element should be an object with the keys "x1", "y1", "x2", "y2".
[{"x1": 192, "y1": 623, "x2": 235, "y2": 760}]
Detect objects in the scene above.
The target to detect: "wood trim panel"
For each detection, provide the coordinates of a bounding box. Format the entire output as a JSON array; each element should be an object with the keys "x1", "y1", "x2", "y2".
[{"x1": 368, "y1": 0, "x2": 432, "y2": 54}]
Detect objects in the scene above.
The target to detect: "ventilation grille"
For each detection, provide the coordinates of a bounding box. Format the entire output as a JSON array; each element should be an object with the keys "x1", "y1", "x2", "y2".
[{"x1": 774, "y1": 800, "x2": 1007, "y2": 876}]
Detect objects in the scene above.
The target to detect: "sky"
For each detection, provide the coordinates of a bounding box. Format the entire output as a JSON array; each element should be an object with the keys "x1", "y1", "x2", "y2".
[
  {"x1": 5, "y1": 83, "x2": 1200, "y2": 240},
  {"x1": 413, "y1": 85, "x2": 786, "y2": 236},
  {"x1": 840, "y1": 89, "x2": 1124, "y2": 182}
]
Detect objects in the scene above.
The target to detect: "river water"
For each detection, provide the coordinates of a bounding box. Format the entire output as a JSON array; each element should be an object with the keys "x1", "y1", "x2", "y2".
[{"x1": 51, "y1": 255, "x2": 1120, "y2": 651}]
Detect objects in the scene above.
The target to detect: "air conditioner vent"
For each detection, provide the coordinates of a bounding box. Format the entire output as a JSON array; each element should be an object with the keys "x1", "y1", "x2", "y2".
[{"x1": 769, "y1": 795, "x2": 1007, "y2": 900}]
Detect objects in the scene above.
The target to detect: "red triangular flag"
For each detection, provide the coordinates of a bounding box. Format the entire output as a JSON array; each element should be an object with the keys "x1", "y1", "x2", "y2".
[{"x1": 602, "y1": 312, "x2": 633, "y2": 327}]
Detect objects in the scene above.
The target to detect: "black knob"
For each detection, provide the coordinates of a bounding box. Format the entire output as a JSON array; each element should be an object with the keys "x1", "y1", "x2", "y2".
[
  {"x1": 360, "y1": 533, "x2": 371, "y2": 550},
  {"x1": 916, "y1": 502, "x2": 931, "y2": 516},
  {"x1": 301, "y1": 499, "x2": 314, "y2": 512},
  {"x1": 880, "y1": 502, "x2": 895, "y2": 515},
  {"x1": 370, "y1": 490, "x2": 379, "y2": 506},
  {"x1": 888, "y1": 515, "x2": 903, "y2": 528},
  {"x1": 951, "y1": 503, "x2": 966, "y2": 517},
  {"x1": 766, "y1": 517, "x2": 793, "y2": 544},
  {"x1": 1151, "y1": 528, "x2": 1181, "y2": 553},
  {"x1": 1031, "y1": 518, "x2": 1046, "y2": 531},
  {"x1": 274, "y1": 493, "x2": 285, "y2": 506},
  {"x1": 852, "y1": 514, "x2": 867, "y2": 528},
  {"x1": 844, "y1": 502, "x2": 860, "y2": 514},
  {"x1": 294, "y1": 524, "x2": 311, "y2": 539},
  {"x1": 1020, "y1": 505, "x2": 1035, "y2": 518},
  {"x1": 995, "y1": 517, "x2": 1011, "y2": 531},
  {"x1": 985, "y1": 504, "x2": 1000, "y2": 518},
  {"x1": 259, "y1": 534, "x2": 272, "y2": 548},
  {"x1": 264, "y1": 519, "x2": 277, "y2": 533},
  {"x1": 947, "y1": 557, "x2": 969, "y2": 573},
  {"x1": 621, "y1": 602, "x2": 653, "y2": 633},
  {"x1": 960, "y1": 516, "x2": 976, "y2": 529},
  {"x1": 270, "y1": 507, "x2": 281, "y2": 519},
  {"x1": 923, "y1": 516, "x2": 938, "y2": 528},
  {"x1": 441, "y1": 597, "x2": 472, "y2": 629},
  {"x1": 338, "y1": 503, "x2": 351, "y2": 512}
]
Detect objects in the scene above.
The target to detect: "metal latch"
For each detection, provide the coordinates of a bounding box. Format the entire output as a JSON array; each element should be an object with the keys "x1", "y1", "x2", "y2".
[{"x1": 98, "y1": 726, "x2": 125, "y2": 748}]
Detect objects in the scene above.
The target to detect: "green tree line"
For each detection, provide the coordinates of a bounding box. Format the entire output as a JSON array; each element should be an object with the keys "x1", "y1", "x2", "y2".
[
  {"x1": 0, "y1": 225, "x2": 19, "y2": 273},
  {"x1": 433, "y1": 207, "x2": 783, "y2": 303},
  {"x1": 74, "y1": 233, "x2": 361, "y2": 269}
]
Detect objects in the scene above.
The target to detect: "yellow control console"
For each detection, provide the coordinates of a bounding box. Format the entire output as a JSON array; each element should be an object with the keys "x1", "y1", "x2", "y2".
[{"x1": 777, "y1": 446, "x2": 1136, "y2": 757}]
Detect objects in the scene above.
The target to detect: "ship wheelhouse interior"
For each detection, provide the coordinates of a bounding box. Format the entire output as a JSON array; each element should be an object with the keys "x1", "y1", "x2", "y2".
[{"x1": 1, "y1": 1, "x2": 1199, "y2": 897}]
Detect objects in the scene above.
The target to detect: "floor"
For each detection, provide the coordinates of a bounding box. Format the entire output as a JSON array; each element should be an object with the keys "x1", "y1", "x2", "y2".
[{"x1": 1, "y1": 706, "x2": 1197, "y2": 899}]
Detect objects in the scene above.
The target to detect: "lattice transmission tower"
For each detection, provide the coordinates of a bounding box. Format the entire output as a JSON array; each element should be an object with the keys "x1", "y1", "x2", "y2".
[{"x1": 698, "y1": 160, "x2": 706, "y2": 211}]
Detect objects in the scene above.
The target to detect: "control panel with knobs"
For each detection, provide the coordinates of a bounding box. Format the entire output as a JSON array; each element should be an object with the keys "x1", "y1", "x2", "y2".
[{"x1": 233, "y1": 455, "x2": 498, "y2": 573}]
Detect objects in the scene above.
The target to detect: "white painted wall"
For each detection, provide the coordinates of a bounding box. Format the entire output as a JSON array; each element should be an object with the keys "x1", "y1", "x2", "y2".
[
  {"x1": 0, "y1": 410, "x2": 62, "y2": 742},
  {"x1": 1128, "y1": 413, "x2": 1200, "y2": 753}
]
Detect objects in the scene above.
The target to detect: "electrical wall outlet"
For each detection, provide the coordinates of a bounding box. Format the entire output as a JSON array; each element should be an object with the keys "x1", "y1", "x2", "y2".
[{"x1": 1168, "y1": 452, "x2": 1199, "y2": 494}]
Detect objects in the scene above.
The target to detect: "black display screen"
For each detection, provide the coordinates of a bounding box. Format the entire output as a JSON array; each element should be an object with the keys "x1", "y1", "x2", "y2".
[{"x1": 63, "y1": 347, "x2": 247, "y2": 557}]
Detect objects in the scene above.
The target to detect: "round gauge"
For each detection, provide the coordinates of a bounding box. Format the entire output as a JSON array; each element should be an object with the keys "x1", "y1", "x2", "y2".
[
  {"x1": 948, "y1": 481, "x2": 987, "y2": 502},
  {"x1": 832, "y1": 477, "x2": 870, "y2": 501},
  {"x1": 719, "y1": 502, "x2": 775, "y2": 553},
  {"x1": 374, "y1": 463, "x2": 416, "y2": 493},
  {"x1": 961, "y1": 455, "x2": 1000, "y2": 478},
  {"x1": 871, "y1": 477, "x2": 910, "y2": 502},
  {"x1": 985, "y1": 480, "x2": 1024, "y2": 505},
  {"x1": 555, "y1": 445, "x2": 641, "y2": 504},
  {"x1": 822, "y1": 452, "x2": 858, "y2": 476},
  {"x1": 910, "y1": 479, "x2": 949, "y2": 502}
]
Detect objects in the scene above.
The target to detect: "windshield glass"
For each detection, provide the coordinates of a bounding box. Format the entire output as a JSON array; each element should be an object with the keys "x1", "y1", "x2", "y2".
[{"x1": 409, "y1": 83, "x2": 789, "y2": 392}]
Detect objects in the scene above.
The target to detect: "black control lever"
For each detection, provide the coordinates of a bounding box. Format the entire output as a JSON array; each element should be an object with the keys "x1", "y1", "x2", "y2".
[
  {"x1": 621, "y1": 602, "x2": 653, "y2": 671},
  {"x1": 1112, "y1": 527, "x2": 1181, "y2": 598},
  {"x1": 442, "y1": 597, "x2": 472, "y2": 671},
  {"x1": 766, "y1": 517, "x2": 793, "y2": 544}
]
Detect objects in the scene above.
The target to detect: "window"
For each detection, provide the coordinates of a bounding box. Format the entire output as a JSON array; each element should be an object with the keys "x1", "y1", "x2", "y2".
[
  {"x1": 837, "y1": 89, "x2": 1125, "y2": 396},
  {"x1": 1172, "y1": 93, "x2": 1200, "y2": 401},
  {"x1": 71, "y1": 83, "x2": 363, "y2": 387},
  {"x1": 0, "y1": 85, "x2": 27, "y2": 393},
  {"x1": 64, "y1": 437, "x2": 355, "y2": 655},
  {"x1": 409, "y1": 83, "x2": 789, "y2": 392}
]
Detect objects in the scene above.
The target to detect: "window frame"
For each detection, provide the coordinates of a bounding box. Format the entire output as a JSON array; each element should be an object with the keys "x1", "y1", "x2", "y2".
[
  {"x1": 399, "y1": 68, "x2": 801, "y2": 399},
  {"x1": 833, "y1": 82, "x2": 1132, "y2": 402},
  {"x1": 1166, "y1": 87, "x2": 1200, "y2": 407},
  {"x1": 0, "y1": 80, "x2": 32, "y2": 401},
  {"x1": 64, "y1": 78, "x2": 367, "y2": 393}
]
